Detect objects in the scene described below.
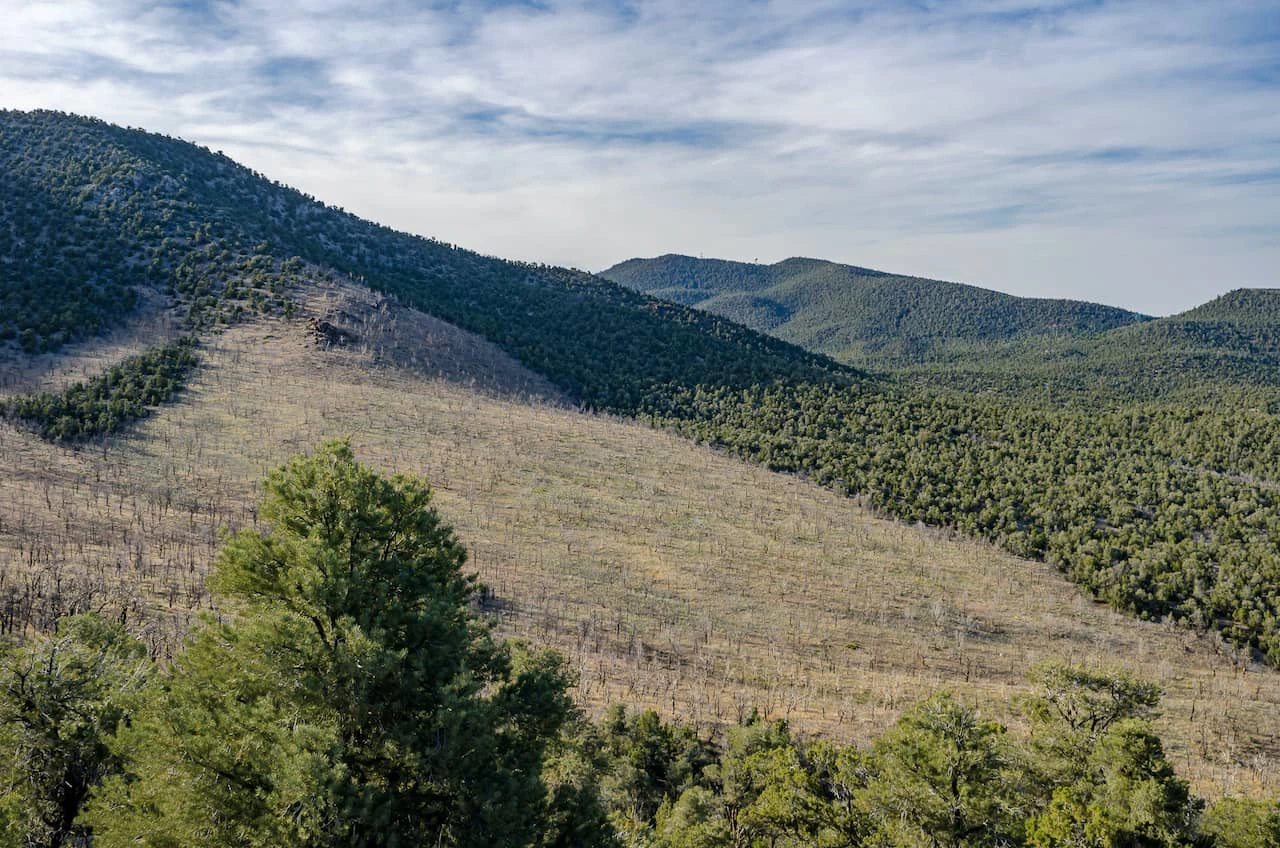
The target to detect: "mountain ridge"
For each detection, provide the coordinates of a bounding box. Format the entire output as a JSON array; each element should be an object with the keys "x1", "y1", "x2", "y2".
[
  {"x1": 4, "y1": 109, "x2": 1280, "y2": 672},
  {"x1": 601, "y1": 252, "x2": 1152, "y2": 363},
  {"x1": 602, "y1": 253, "x2": 1280, "y2": 403}
]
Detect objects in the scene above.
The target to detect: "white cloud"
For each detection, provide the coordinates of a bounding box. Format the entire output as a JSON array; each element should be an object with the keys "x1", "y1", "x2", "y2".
[{"x1": 0, "y1": 0, "x2": 1277, "y2": 313}]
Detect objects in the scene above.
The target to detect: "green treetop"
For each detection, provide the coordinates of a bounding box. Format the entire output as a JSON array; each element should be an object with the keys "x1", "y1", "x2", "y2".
[{"x1": 87, "y1": 440, "x2": 577, "y2": 848}]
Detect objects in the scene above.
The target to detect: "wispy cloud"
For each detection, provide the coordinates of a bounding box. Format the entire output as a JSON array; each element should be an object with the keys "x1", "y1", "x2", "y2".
[{"x1": 2, "y1": 0, "x2": 1277, "y2": 313}]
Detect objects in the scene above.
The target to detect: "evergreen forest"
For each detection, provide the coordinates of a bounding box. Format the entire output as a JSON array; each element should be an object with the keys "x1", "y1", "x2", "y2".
[{"x1": 1, "y1": 110, "x2": 1279, "y2": 845}]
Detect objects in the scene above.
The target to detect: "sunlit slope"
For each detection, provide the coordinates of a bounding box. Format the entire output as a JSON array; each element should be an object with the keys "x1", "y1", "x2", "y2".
[
  {"x1": 601, "y1": 254, "x2": 1148, "y2": 363},
  {"x1": 5, "y1": 110, "x2": 1280, "y2": 666},
  {"x1": 604, "y1": 254, "x2": 1280, "y2": 404},
  {"x1": 0, "y1": 296, "x2": 1275, "y2": 799}
]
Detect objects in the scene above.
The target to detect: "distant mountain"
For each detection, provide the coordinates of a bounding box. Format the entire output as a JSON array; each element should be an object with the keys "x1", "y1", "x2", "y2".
[
  {"x1": 1179, "y1": 288, "x2": 1280, "y2": 324},
  {"x1": 4, "y1": 109, "x2": 1280, "y2": 667},
  {"x1": 603, "y1": 254, "x2": 1280, "y2": 404},
  {"x1": 601, "y1": 254, "x2": 1148, "y2": 363}
]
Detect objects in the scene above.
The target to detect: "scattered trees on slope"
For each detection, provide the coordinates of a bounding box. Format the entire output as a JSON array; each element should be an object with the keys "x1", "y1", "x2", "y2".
[{"x1": 0, "y1": 440, "x2": 1272, "y2": 846}]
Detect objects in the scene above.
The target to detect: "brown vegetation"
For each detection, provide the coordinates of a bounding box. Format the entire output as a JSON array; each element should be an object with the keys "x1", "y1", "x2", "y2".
[{"x1": 0, "y1": 291, "x2": 1276, "y2": 799}]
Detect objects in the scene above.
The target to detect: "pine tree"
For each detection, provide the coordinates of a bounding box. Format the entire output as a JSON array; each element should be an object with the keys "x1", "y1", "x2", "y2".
[
  {"x1": 863, "y1": 693, "x2": 1017, "y2": 848},
  {"x1": 0, "y1": 614, "x2": 149, "y2": 848},
  {"x1": 87, "y1": 441, "x2": 577, "y2": 848}
]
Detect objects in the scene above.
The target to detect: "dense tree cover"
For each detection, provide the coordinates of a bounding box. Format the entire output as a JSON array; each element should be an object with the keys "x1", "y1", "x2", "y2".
[
  {"x1": 0, "y1": 111, "x2": 300, "y2": 352},
  {"x1": 601, "y1": 254, "x2": 1148, "y2": 366},
  {"x1": 1202, "y1": 798, "x2": 1280, "y2": 848},
  {"x1": 894, "y1": 314, "x2": 1280, "y2": 408},
  {"x1": 4, "y1": 110, "x2": 1280, "y2": 665},
  {"x1": 8, "y1": 617, "x2": 1256, "y2": 848},
  {"x1": 604, "y1": 257, "x2": 1280, "y2": 407},
  {"x1": 0, "y1": 110, "x2": 846, "y2": 404},
  {"x1": 1, "y1": 338, "x2": 198, "y2": 441},
  {"x1": 654, "y1": 381, "x2": 1280, "y2": 662},
  {"x1": 625, "y1": 664, "x2": 1217, "y2": 848},
  {"x1": 0, "y1": 614, "x2": 148, "y2": 848}
]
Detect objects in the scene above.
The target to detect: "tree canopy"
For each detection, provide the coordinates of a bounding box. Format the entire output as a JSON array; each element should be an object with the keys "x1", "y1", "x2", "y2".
[{"x1": 86, "y1": 441, "x2": 578, "y2": 848}]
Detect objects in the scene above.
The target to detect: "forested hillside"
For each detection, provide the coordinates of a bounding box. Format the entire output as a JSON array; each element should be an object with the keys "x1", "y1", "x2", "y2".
[
  {"x1": 2, "y1": 109, "x2": 1280, "y2": 846},
  {"x1": 2, "y1": 110, "x2": 1280, "y2": 666},
  {"x1": 0, "y1": 110, "x2": 847, "y2": 408},
  {"x1": 604, "y1": 255, "x2": 1280, "y2": 405},
  {"x1": 602, "y1": 254, "x2": 1147, "y2": 364},
  {"x1": 6, "y1": 443, "x2": 1274, "y2": 847}
]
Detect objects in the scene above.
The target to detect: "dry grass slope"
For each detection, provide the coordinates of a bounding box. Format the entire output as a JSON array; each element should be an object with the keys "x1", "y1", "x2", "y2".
[{"x1": 0, "y1": 289, "x2": 1276, "y2": 799}]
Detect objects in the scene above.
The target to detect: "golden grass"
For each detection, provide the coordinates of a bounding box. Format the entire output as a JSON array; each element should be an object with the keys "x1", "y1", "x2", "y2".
[{"x1": 0, "y1": 286, "x2": 1276, "y2": 799}]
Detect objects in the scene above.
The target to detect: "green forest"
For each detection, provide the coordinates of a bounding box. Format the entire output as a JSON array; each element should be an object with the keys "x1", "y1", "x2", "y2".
[
  {"x1": 600, "y1": 254, "x2": 1148, "y2": 363},
  {"x1": 2, "y1": 110, "x2": 1280, "y2": 664},
  {"x1": 602, "y1": 255, "x2": 1280, "y2": 406},
  {"x1": 1, "y1": 338, "x2": 199, "y2": 441},
  {"x1": 4, "y1": 444, "x2": 1276, "y2": 848}
]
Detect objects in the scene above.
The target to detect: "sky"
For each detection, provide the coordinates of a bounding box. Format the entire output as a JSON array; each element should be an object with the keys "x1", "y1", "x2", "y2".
[{"x1": 2, "y1": 0, "x2": 1278, "y2": 315}]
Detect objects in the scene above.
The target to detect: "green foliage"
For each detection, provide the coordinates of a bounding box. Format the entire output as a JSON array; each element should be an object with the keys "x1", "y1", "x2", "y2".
[
  {"x1": 536, "y1": 720, "x2": 618, "y2": 848},
  {"x1": 603, "y1": 256, "x2": 1280, "y2": 407},
  {"x1": 1021, "y1": 662, "x2": 1168, "y2": 822},
  {"x1": 0, "y1": 614, "x2": 149, "y2": 848},
  {"x1": 608, "y1": 669, "x2": 1236, "y2": 848},
  {"x1": 86, "y1": 441, "x2": 578, "y2": 848},
  {"x1": 1024, "y1": 661, "x2": 1162, "y2": 746},
  {"x1": 1, "y1": 337, "x2": 198, "y2": 441},
  {"x1": 0, "y1": 576, "x2": 1249, "y2": 848},
  {"x1": 655, "y1": 381, "x2": 1280, "y2": 663},
  {"x1": 1202, "y1": 798, "x2": 1280, "y2": 848},
  {"x1": 650, "y1": 718, "x2": 823, "y2": 848},
  {"x1": 1025, "y1": 720, "x2": 1203, "y2": 848},
  {"x1": 600, "y1": 706, "x2": 718, "y2": 830},
  {"x1": 0, "y1": 111, "x2": 301, "y2": 351},
  {"x1": 7, "y1": 110, "x2": 1280, "y2": 666},
  {"x1": 865, "y1": 693, "x2": 1019, "y2": 848},
  {"x1": 602, "y1": 254, "x2": 1147, "y2": 370}
]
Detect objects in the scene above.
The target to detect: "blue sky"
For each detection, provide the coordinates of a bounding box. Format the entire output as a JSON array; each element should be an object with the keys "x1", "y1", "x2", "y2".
[{"x1": 2, "y1": 0, "x2": 1278, "y2": 314}]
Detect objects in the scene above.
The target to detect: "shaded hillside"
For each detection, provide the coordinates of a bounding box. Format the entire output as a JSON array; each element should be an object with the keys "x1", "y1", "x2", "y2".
[
  {"x1": 0, "y1": 110, "x2": 850, "y2": 410},
  {"x1": 894, "y1": 294, "x2": 1280, "y2": 406},
  {"x1": 4, "y1": 110, "x2": 1280, "y2": 667},
  {"x1": 601, "y1": 254, "x2": 1148, "y2": 362}
]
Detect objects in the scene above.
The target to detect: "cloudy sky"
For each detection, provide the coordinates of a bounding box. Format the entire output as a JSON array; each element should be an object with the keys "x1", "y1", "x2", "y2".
[{"x1": 3, "y1": 0, "x2": 1278, "y2": 314}]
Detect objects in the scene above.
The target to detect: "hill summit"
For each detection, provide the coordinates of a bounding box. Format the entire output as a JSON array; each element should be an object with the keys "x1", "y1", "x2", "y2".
[{"x1": 601, "y1": 253, "x2": 1149, "y2": 363}]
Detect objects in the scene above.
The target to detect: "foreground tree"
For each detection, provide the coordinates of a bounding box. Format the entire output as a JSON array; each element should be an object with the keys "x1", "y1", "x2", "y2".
[
  {"x1": 864, "y1": 693, "x2": 1018, "y2": 848},
  {"x1": 1026, "y1": 720, "x2": 1204, "y2": 848},
  {"x1": 1022, "y1": 661, "x2": 1166, "y2": 813},
  {"x1": 1201, "y1": 798, "x2": 1280, "y2": 848},
  {"x1": 0, "y1": 614, "x2": 148, "y2": 848},
  {"x1": 87, "y1": 441, "x2": 578, "y2": 848}
]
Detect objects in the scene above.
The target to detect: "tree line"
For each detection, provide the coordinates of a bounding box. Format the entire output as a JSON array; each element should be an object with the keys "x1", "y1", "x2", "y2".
[{"x1": 1, "y1": 338, "x2": 199, "y2": 442}]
